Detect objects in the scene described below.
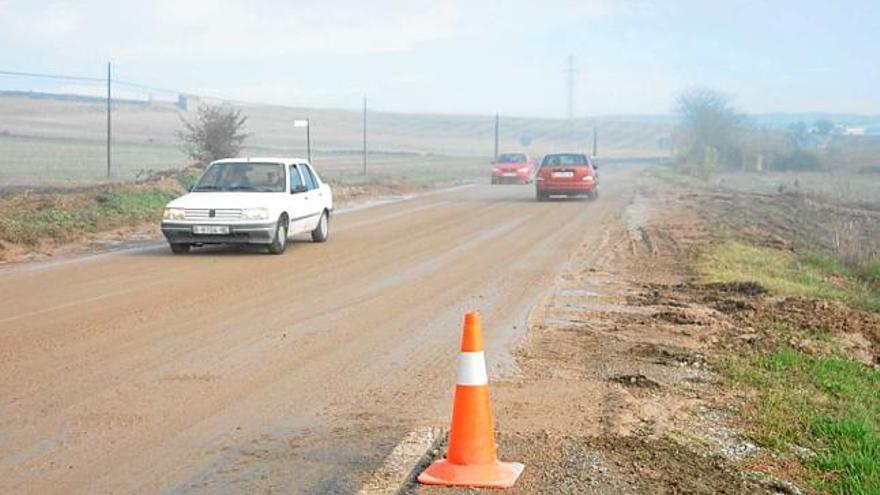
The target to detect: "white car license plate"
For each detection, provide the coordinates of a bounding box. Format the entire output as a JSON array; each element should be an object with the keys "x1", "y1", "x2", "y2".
[
  {"x1": 552, "y1": 171, "x2": 574, "y2": 178},
  {"x1": 503, "y1": 172, "x2": 517, "y2": 177},
  {"x1": 193, "y1": 225, "x2": 230, "y2": 235}
]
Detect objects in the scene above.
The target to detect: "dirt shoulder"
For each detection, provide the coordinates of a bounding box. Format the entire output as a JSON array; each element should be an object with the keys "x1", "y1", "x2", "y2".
[{"x1": 415, "y1": 169, "x2": 879, "y2": 494}]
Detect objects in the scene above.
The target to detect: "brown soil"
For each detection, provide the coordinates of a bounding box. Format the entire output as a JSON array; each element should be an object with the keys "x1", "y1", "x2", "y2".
[
  {"x1": 413, "y1": 178, "x2": 768, "y2": 494},
  {"x1": 415, "y1": 432, "x2": 765, "y2": 495},
  {"x1": 3, "y1": 165, "x2": 874, "y2": 493},
  {"x1": 635, "y1": 282, "x2": 880, "y2": 364},
  {"x1": 414, "y1": 170, "x2": 877, "y2": 494},
  {"x1": 0, "y1": 177, "x2": 640, "y2": 494}
]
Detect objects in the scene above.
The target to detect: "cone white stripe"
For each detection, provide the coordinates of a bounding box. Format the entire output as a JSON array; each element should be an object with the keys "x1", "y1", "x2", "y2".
[{"x1": 456, "y1": 351, "x2": 488, "y2": 386}]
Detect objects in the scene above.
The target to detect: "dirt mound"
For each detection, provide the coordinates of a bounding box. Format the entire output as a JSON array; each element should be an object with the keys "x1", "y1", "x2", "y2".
[
  {"x1": 703, "y1": 281, "x2": 768, "y2": 296},
  {"x1": 712, "y1": 298, "x2": 757, "y2": 314},
  {"x1": 417, "y1": 433, "x2": 771, "y2": 494},
  {"x1": 653, "y1": 310, "x2": 704, "y2": 325},
  {"x1": 629, "y1": 343, "x2": 707, "y2": 367},
  {"x1": 764, "y1": 297, "x2": 880, "y2": 351},
  {"x1": 609, "y1": 373, "x2": 662, "y2": 389},
  {"x1": 634, "y1": 282, "x2": 880, "y2": 363}
]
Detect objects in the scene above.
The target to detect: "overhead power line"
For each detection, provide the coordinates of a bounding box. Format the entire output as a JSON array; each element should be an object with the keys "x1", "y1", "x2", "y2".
[
  {"x1": 0, "y1": 67, "x2": 297, "y2": 110},
  {"x1": 0, "y1": 69, "x2": 105, "y2": 84},
  {"x1": 112, "y1": 79, "x2": 180, "y2": 96}
]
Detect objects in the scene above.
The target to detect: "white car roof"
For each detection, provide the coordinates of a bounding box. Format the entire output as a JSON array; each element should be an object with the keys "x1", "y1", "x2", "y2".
[{"x1": 212, "y1": 157, "x2": 309, "y2": 165}]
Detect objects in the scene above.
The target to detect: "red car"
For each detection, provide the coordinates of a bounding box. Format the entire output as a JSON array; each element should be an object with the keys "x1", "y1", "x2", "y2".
[
  {"x1": 491, "y1": 153, "x2": 536, "y2": 184},
  {"x1": 535, "y1": 153, "x2": 599, "y2": 200}
]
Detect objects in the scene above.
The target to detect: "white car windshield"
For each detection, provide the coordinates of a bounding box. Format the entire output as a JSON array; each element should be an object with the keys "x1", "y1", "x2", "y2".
[{"x1": 193, "y1": 162, "x2": 285, "y2": 192}]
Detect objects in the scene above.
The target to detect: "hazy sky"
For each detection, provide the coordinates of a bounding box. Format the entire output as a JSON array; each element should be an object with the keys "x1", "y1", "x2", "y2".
[{"x1": 0, "y1": 0, "x2": 877, "y2": 117}]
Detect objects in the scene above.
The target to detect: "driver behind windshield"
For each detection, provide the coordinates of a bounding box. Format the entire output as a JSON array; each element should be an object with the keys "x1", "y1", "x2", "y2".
[
  {"x1": 226, "y1": 165, "x2": 251, "y2": 190},
  {"x1": 194, "y1": 163, "x2": 286, "y2": 192}
]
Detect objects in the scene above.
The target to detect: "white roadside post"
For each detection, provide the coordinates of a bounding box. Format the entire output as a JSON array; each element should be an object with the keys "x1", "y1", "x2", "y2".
[{"x1": 294, "y1": 119, "x2": 310, "y2": 163}]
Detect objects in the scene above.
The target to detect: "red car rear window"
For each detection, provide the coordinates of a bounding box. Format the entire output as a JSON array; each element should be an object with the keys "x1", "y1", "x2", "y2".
[
  {"x1": 541, "y1": 154, "x2": 588, "y2": 167},
  {"x1": 497, "y1": 154, "x2": 527, "y2": 163}
]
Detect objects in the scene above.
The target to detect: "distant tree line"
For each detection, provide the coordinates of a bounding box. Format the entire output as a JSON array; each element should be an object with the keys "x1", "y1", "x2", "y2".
[{"x1": 673, "y1": 88, "x2": 825, "y2": 175}]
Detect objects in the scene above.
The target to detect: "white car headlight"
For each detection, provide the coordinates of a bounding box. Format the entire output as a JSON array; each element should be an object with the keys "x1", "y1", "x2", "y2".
[
  {"x1": 518, "y1": 167, "x2": 530, "y2": 173},
  {"x1": 241, "y1": 207, "x2": 270, "y2": 220},
  {"x1": 582, "y1": 176, "x2": 595, "y2": 182},
  {"x1": 163, "y1": 207, "x2": 185, "y2": 220}
]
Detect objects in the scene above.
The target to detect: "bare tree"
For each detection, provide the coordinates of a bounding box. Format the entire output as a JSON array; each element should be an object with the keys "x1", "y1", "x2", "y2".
[
  {"x1": 177, "y1": 104, "x2": 249, "y2": 165},
  {"x1": 675, "y1": 88, "x2": 743, "y2": 171}
]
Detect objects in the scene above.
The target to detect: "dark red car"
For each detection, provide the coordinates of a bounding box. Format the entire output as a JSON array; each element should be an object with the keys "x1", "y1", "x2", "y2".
[
  {"x1": 491, "y1": 153, "x2": 536, "y2": 184},
  {"x1": 535, "y1": 153, "x2": 599, "y2": 200}
]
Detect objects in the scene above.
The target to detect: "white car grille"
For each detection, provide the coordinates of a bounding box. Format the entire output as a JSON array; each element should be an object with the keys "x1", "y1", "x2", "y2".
[{"x1": 184, "y1": 208, "x2": 243, "y2": 220}]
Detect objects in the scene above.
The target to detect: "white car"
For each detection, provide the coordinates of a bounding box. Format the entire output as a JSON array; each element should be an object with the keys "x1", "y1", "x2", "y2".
[{"x1": 161, "y1": 158, "x2": 333, "y2": 254}]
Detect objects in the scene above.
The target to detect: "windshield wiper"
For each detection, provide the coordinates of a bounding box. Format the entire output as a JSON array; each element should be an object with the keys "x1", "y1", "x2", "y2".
[
  {"x1": 228, "y1": 185, "x2": 257, "y2": 191},
  {"x1": 193, "y1": 185, "x2": 220, "y2": 191}
]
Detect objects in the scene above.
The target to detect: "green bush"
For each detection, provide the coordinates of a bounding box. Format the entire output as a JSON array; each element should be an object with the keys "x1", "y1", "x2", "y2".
[{"x1": 771, "y1": 149, "x2": 823, "y2": 171}]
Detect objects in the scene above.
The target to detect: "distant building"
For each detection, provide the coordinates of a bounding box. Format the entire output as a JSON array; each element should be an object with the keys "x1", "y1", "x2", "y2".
[{"x1": 843, "y1": 126, "x2": 867, "y2": 136}]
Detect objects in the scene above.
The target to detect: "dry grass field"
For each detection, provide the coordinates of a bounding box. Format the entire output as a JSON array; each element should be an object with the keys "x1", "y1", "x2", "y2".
[{"x1": 0, "y1": 95, "x2": 671, "y2": 186}]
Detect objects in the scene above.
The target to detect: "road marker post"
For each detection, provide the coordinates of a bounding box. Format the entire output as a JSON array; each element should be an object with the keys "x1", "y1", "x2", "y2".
[{"x1": 417, "y1": 312, "x2": 524, "y2": 488}]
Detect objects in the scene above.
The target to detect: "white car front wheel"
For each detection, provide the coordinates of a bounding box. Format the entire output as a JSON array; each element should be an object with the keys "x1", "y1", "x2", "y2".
[{"x1": 268, "y1": 218, "x2": 288, "y2": 254}]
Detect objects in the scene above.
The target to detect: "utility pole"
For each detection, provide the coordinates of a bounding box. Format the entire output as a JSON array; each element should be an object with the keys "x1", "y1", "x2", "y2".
[
  {"x1": 362, "y1": 95, "x2": 367, "y2": 175},
  {"x1": 106, "y1": 62, "x2": 112, "y2": 178},
  {"x1": 592, "y1": 126, "x2": 598, "y2": 157},
  {"x1": 493, "y1": 112, "x2": 499, "y2": 161}
]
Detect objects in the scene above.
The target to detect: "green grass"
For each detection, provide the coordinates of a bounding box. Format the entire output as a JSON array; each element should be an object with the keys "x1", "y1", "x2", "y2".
[
  {"x1": 700, "y1": 241, "x2": 880, "y2": 312},
  {"x1": 704, "y1": 239, "x2": 880, "y2": 492},
  {"x1": 721, "y1": 342, "x2": 880, "y2": 494},
  {"x1": 0, "y1": 185, "x2": 180, "y2": 246},
  {"x1": 866, "y1": 262, "x2": 880, "y2": 285},
  {"x1": 803, "y1": 252, "x2": 880, "y2": 288}
]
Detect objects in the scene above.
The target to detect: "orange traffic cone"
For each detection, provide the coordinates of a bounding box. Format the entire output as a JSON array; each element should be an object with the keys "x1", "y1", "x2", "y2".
[{"x1": 418, "y1": 311, "x2": 524, "y2": 488}]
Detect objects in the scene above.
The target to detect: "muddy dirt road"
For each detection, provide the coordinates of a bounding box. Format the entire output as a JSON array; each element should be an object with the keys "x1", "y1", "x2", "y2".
[{"x1": 0, "y1": 167, "x2": 635, "y2": 494}]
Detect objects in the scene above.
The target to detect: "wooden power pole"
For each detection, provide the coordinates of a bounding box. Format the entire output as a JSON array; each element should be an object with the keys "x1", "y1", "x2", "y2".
[
  {"x1": 106, "y1": 62, "x2": 112, "y2": 178},
  {"x1": 363, "y1": 95, "x2": 367, "y2": 175},
  {"x1": 493, "y1": 113, "x2": 499, "y2": 161}
]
